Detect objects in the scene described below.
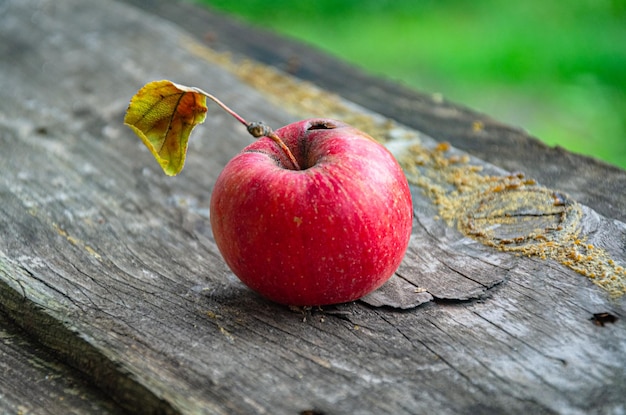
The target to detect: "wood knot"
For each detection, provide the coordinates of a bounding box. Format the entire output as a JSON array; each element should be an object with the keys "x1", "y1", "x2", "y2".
[{"x1": 460, "y1": 187, "x2": 581, "y2": 248}]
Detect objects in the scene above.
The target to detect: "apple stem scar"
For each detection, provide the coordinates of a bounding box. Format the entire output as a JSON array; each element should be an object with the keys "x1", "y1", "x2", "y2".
[{"x1": 191, "y1": 86, "x2": 301, "y2": 170}]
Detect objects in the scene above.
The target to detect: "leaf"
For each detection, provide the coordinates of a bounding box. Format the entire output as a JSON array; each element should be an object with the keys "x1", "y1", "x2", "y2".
[{"x1": 124, "y1": 80, "x2": 208, "y2": 176}]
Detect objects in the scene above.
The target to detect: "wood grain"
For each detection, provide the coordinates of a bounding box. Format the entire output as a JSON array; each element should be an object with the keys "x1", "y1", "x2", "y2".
[
  {"x1": 1, "y1": 0, "x2": 624, "y2": 414},
  {"x1": 0, "y1": 312, "x2": 124, "y2": 414}
]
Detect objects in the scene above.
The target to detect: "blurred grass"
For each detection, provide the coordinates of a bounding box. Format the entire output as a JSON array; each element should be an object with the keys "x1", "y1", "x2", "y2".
[{"x1": 194, "y1": 0, "x2": 626, "y2": 169}]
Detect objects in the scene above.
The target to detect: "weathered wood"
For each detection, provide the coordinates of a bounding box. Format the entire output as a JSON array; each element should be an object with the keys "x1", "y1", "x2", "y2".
[
  {"x1": 1, "y1": 0, "x2": 625, "y2": 414},
  {"x1": 0, "y1": 312, "x2": 124, "y2": 414}
]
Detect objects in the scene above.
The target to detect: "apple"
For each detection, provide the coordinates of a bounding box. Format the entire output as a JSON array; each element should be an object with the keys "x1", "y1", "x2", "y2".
[
  {"x1": 210, "y1": 118, "x2": 413, "y2": 306},
  {"x1": 125, "y1": 82, "x2": 413, "y2": 306}
]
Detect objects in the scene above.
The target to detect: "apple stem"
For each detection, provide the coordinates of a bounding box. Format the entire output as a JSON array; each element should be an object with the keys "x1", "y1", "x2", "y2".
[
  {"x1": 192, "y1": 87, "x2": 301, "y2": 170},
  {"x1": 246, "y1": 122, "x2": 301, "y2": 170}
]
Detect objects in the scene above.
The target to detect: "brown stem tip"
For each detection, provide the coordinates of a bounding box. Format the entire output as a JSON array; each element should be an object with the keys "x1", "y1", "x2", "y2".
[{"x1": 247, "y1": 122, "x2": 300, "y2": 170}]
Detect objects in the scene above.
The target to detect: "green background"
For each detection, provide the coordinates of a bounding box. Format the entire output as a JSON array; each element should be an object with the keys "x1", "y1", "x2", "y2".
[{"x1": 194, "y1": 0, "x2": 626, "y2": 169}]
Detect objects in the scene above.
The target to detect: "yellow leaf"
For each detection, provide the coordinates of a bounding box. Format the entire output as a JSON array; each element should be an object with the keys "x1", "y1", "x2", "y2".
[{"x1": 124, "y1": 80, "x2": 208, "y2": 176}]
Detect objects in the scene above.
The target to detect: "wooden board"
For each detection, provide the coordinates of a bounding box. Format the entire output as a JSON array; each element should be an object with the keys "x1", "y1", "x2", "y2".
[
  {"x1": 0, "y1": 312, "x2": 124, "y2": 414},
  {"x1": 1, "y1": 0, "x2": 625, "y2": 414}
]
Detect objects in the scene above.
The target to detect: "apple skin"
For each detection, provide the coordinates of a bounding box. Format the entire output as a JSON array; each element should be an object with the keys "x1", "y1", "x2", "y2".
[{"x1": 210, "y1": 118, "x2": 413, "y2": 306}]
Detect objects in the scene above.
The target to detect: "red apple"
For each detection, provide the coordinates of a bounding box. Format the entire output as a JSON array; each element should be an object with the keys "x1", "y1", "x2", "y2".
[
  {"x1": 125, "y1": 82, "x2": 413, "y2": 305},
  {"x1": 210, "y1": 118, "x2": 413, "y2": 306}
]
